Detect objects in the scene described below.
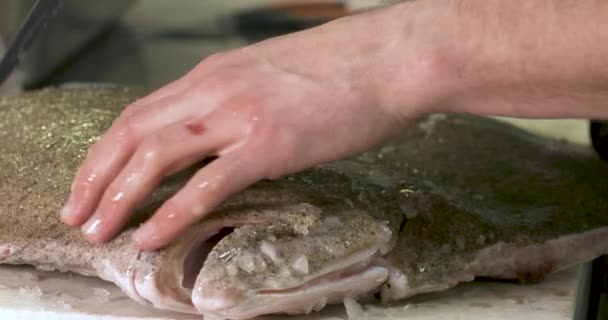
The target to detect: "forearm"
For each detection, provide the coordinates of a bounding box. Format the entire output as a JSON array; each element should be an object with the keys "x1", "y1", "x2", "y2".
[{"x1": 379, "y1": 0, "x2": 608, "y2": 119}]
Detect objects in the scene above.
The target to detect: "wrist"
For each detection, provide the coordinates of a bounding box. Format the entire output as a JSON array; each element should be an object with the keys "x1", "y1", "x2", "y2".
[
  {"x1": 243, "y1": 1, "x2": 473, "y2": 120},
  {"x1": 361, "y1": 1, "x2": 474, "y2": 120},
  {"x1": 376, "y1": 0, "x2": 608, "y2": 120}
]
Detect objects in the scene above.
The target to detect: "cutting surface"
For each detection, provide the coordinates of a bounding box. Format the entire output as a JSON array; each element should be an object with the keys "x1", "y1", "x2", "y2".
[{"x1": 0, "y1": 264, "x2": 580, "y2": 320}]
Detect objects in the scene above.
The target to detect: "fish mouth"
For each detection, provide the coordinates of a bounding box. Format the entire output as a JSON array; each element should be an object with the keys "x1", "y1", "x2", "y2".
[
  {"x1": 127, "y1": 221, "x2": 390, "y2": 319},
  {"x1": 192, "y1": 244, "x2": 390, "y2": 320},
  {"x1": 129, "y1": 210, "x2": 395, "y2": 319},
  {"x1": 128, "y1": 221, "x2": 252, "y2": 314},
  {"x1": 181, "y1": 227, "x2": 236, "y2": 290}
]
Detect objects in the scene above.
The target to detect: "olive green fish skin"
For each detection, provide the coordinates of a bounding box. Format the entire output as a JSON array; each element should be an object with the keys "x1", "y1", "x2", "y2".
[
  {"x1": 3, "y1": 87, "x2": 608, "y2": 319},
  {"x1": 0, "y1": 87, "x2": 140, "y2": 269},
  {"x1": 0, "y1": 87, "x2": 403, "y2": 316},
  {"x1": 366, "y1": 114, "x2": 608, "y2": 290}
]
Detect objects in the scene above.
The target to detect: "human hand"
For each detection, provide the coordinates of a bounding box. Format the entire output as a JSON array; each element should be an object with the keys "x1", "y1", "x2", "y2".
[{"x1": 60, "y1": 4, "x2": 442, "y2": 250}]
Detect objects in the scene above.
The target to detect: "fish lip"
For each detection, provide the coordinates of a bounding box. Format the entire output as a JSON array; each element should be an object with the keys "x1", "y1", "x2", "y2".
[
  {"x1": 196, "y1": 266, "x2": 389, "y2": 320},
  {"x1": 129, "y1": 218, "x2": 270, "y2": 314},
  {"x1": 193, "y1": 248, "x2": 389, "y2": 319},
  {"x1": 97, "y1": 254, "x2": 149, "y2": 306}
]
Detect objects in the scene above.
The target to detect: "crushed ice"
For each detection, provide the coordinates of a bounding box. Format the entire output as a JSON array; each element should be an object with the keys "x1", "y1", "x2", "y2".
[
  {"x1": 343, "y1": 297, "x2": 363, "y2": 319},
  {"x1": 17, "y1": 286, "x2": 43, "y2": 301},
  {"x1": 92, "y1": 288, "x2": 111, "y2": 303}
]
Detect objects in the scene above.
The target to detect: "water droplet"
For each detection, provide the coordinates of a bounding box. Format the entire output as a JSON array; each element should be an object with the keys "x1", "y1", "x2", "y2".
[
  {"x1": 83, "y1": 219, "x2": 101, "y2": 235},
  {"x1": 86, "y1": 173, "x2": 97, "y2": 183},
  {"x1": 111, "y1": 192, "x2": 124, "y2": 202},
  {"x1": 125, "y1": 173, "x2": 137, "y2": 183}
]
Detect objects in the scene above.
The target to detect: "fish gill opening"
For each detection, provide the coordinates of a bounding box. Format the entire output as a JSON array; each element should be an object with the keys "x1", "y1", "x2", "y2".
[{"x1": 182, "y1": 227, "x2": 235, "y2": 290}]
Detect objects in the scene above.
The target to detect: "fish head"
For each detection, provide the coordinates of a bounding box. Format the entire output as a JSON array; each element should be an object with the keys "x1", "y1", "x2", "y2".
[{"x1": 180, "y1": 180, "x2": 396, "y2": 319}]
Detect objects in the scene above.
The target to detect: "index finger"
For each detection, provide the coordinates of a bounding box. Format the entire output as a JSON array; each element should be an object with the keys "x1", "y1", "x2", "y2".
[
  {"x1": 61, "y1": 89, "x2": 194, "y2": 226},
  {"x1": 133, "y1": 151, "x2": 262, "y2": 250}
]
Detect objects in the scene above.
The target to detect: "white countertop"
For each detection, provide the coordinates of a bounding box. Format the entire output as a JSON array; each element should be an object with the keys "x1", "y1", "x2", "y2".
[{"x1": 0, "y1": 264, "x2": 582, "y2": 320}]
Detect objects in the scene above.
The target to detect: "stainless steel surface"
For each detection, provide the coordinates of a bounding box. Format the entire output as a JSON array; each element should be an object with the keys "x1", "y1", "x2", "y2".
[
  {"x1": 0, "y1": 0, "x2": 63, "y2": 85},
  {"x1": 0, "y1": 36, "x2": 21, "y2": 96},
  {"x1": 0, "y1": 0, "x2": 135, "y2": 87}
]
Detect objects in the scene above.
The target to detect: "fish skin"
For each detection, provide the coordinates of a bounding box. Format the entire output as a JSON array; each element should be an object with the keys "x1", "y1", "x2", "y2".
[
  {"x1": 197, "y1": 112, "x2": 608, "y2": 317},
  {"x1": 2, "y1": 87, "x2": 608, "y2": 319},
  {"x1": 365, "y1": 114, "x2": 608, "y2": 300},
  {"x1": 0, "y1": 87, "x2": 403, "y2": 317}
]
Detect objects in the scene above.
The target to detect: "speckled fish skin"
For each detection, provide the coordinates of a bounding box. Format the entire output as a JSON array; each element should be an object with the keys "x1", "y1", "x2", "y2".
[
  {"x1": 2, "y1": 87, "x2": 608, "y2": 319},
  {"x1": 0, "y1": 87, "x2": 403, "y2": 318},
  {"x1": 366, "y1": 114, "x2": 608, "y2": 302}
]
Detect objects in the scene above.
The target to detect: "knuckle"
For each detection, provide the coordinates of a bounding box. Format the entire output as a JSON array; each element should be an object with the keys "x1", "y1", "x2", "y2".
[
  {"x1": 122, "y1": 101, "x2": 141, "y2": 117},
  {"x1": 137, "y1": 136, "x2": 165, "y2": 165},
  {"x1": 197, "y1": 51, "x2": 235, "y2": 71},
  {"x1": 163, "y1": 197, "x2": 195, "y2": 219},
  {"x1": 113, "y1": 114, "x2": 140, "y2": 143},
  {"x1": 204, "y1": 52, "x2": 229, "y2": 65},
  {"x1": 207, "y1": 69, "x2": 242, "y2": 90}
]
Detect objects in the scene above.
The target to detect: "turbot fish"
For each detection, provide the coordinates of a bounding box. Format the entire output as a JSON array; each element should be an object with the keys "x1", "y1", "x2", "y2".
[{"x1": 1, "y1": 87, "x2": 607, "y2": 320}]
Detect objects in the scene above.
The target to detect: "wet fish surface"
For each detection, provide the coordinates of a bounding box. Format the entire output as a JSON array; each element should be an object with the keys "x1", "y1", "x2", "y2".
[{"x1": 0, "y1": 87, "x2": 607, "y2": 319}]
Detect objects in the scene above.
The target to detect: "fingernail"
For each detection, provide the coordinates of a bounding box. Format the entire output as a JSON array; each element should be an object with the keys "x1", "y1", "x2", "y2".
[
  {"x1": 61, "y1": 195, "x2": 76, "y2": 221},
  {"x1": 133, "y1": 223, "x2": 158, "y2": 248},
  {"x1": 82, "y1": 217, "x2": 102, "y2": 236}
]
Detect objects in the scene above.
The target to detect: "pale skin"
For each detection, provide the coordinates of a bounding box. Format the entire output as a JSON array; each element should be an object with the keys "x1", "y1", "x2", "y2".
[{"x1": 61, "y1": 0, "x2": 608, "y2": 250}]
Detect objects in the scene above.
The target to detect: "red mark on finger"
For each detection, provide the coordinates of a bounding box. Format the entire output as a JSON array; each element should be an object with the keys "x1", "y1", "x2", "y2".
[{"x1": 185, "y1": 123, "x2": 205, "y2": 135}]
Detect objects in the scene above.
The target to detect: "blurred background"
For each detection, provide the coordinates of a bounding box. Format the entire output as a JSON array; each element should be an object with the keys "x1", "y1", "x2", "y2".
[
  {"x1": 0, "y1": 0, "x2": 387, "y2": 92},
  {"x1": 0, "y1": 0, "x2": 590, "y2": 145},
  {"x1": 0, "y1": 1, "x2": 606, "y2": 319}
]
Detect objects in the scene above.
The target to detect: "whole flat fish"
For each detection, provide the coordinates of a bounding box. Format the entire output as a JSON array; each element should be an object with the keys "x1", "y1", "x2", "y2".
[{"x1": 0, "y1": 87, "x2": 607, "y2": 320}]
